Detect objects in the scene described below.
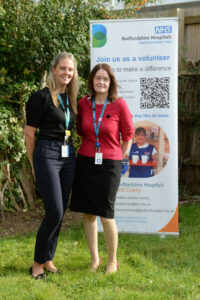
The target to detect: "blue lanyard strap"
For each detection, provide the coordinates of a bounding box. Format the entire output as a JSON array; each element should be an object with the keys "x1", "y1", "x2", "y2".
[
  {"x1": 92, "y1": 98, "x2": 108, "y2": 142},
  {"x1": 58, "y1": 93, "x2": 70, "y2": 130}
]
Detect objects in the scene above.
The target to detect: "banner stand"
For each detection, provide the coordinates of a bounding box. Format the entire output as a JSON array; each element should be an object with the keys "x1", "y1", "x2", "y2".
[{"x1": 90, "y1": 18, "x2": 179, "y2": 235}]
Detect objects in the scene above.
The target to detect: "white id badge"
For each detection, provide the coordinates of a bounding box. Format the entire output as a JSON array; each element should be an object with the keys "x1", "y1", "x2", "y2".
[
  {"x1": 61, "y1": 145, "x2": 69, "y2": 158},
  {"x1": 95, "y1": 152, "x2": 103, "y2": 165}
]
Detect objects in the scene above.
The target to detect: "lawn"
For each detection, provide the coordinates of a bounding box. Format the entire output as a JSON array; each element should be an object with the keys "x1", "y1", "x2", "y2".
[{"x1": 0, "y1": 203, "x2": 200, "y2": 300}]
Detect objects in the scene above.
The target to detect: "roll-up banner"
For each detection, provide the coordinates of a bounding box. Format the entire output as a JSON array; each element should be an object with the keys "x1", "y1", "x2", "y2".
[{"x1": 90, "y1": 18, "x2": 179, "y2": 235}]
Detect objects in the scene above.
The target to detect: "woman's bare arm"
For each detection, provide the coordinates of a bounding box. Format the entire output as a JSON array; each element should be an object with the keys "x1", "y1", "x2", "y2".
[{"x1": 121, "y1": 140, "x2": 132, "y2": 158}]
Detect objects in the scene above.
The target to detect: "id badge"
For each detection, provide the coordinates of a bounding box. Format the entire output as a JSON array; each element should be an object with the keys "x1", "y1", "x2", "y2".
[
  {"x1": 65, "y1": 130, "x2": 71, "y2": 137},
  {"x1": 61, "y1": 145, "x2": 69, "y2": 158},
  {"x1": 95, "y1": 152, "x2": 103, "y2": 165}
]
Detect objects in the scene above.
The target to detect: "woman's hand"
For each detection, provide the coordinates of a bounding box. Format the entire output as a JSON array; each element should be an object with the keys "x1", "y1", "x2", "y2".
[{"x1": 121, "y1": 140, "x2": 132, "y2": 158}]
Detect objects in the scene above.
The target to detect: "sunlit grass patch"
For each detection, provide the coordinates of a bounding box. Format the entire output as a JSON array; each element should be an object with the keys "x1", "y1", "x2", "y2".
[{"x1": 1, "y1": 204, "x2": 200, "y2": 299}]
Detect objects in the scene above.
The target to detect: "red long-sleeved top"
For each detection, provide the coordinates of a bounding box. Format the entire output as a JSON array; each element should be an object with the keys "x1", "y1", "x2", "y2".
[{"x1": 77, "y1": 96, "x2": 133, "y2": 160}]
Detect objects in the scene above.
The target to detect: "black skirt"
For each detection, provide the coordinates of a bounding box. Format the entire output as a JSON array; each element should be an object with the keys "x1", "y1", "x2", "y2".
[{"x1": 70, "y1": 155, "x2": 122, "y2": 218}]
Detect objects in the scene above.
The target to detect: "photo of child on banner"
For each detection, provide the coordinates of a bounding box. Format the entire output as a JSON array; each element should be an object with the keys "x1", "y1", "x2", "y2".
[{"x1": 121, "y1": 121, "x2": 170, "y2": 178}]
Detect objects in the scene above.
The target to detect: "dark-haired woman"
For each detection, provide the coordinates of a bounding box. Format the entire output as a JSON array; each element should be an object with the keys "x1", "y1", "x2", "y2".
[
  {"x1": 70, "y1": 63, "x2": 133, "y2": 274},
  {"x1": 24, "y1": 52, "x2": 79, "y2": 279}
]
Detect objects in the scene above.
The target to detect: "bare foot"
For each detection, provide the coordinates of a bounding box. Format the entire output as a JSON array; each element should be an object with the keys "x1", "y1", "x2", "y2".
[
  {"x1": 89, "y1": 257, "x2": 102, "y2": 273},
  {"x1": 44, "y1": 261, "x2": 57, "y2": 272},
  {"x1": 30, "y1": 262, "x2": 45, "y2": 278},
  {"x1": 106, "y1": 261, "x2": 119, "y2": 274}
]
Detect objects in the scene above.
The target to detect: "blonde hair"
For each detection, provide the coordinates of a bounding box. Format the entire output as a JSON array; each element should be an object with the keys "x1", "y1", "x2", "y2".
[{"x1": 47, "y1": 52, "x2": 79, "y2": 114}]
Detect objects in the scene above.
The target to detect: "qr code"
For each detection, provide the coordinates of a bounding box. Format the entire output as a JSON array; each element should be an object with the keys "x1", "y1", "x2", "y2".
[{"x1": 140, "y1": 77, "x2": 170, "y2": 109}]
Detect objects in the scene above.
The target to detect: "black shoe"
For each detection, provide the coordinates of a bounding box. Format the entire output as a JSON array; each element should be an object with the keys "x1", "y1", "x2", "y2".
[
  {"x1": 45, "y1": 268, "x2": 62, "y2": 274},
  {"x1": 29, "y1": 267, "x2": 47, "y2": 280}
]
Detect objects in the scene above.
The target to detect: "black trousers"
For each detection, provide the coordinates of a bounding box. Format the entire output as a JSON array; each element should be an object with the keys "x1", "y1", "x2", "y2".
[{"x1": 33, "y1": 140, "x2": 76, "y2": 264}]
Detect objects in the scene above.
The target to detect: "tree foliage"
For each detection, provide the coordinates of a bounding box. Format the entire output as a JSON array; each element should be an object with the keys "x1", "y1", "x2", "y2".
[{"x1": 0, "y1": 0, "x2": 155, "y2": 211}]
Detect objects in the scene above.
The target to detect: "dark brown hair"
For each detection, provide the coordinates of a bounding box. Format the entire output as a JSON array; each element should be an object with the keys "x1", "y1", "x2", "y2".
[
  {"x1": 135, "y1": 127, "x2": 146, "y2": 136},
  {"x1": 88, "y1": 63, "x2": 119, "y2": 102}
]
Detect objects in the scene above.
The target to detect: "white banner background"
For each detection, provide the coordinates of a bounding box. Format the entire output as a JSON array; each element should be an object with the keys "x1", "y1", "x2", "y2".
[{"x1": 90, "y1": 18, "x2": 178, "y2": 234}]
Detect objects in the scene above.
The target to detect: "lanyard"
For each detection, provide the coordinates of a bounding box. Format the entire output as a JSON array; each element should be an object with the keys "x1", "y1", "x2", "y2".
[
  {"x1": 58, "y1": 93, "x2": 70, "y2": 130},
  {"x1": 92, "y1": 98, "x2": 108, "y2": 148}
]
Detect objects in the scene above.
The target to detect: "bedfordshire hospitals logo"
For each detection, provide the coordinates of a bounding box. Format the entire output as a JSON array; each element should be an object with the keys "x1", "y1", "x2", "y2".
[{"x1": 92, "y1": 24, "x2": 107, "y2": 48}]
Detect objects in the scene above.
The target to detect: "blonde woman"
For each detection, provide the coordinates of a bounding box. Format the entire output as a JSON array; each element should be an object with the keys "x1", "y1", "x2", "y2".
[{"x1": 24, "y1": 52, "x2": 79, "y2": 279}]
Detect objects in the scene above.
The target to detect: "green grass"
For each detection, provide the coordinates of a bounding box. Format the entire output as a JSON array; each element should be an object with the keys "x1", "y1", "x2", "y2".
[{"x1": 1, "y1": 204, "x2": 200, "y2": 300}]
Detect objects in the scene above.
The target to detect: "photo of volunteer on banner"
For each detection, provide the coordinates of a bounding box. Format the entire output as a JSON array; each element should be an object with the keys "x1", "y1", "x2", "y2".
[{"x1": 121, "y1": 121, "x2": 170, "y2": 178}]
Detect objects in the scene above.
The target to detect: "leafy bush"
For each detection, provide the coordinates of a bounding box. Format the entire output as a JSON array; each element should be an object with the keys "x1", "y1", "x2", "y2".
[{"x1": 0, "y1": 0, "x2": 154, "y2": 210}]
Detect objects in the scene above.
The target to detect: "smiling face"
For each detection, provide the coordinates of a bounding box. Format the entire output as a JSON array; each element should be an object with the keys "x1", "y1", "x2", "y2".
[
  {"x1": 136, "y1": 132, "x2": 146, "y2": 146},
  {"x1": 93, "y1": 69, "x2": 111, "y2": 96},
  {"x1": 52, "y1": 58, "x2": 74, "y2": 89}
]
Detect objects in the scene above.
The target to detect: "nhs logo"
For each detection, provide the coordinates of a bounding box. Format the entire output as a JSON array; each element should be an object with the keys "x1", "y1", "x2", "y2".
[{"x1": 154, "y1": 26, "x2": 172, "y2": 34}]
